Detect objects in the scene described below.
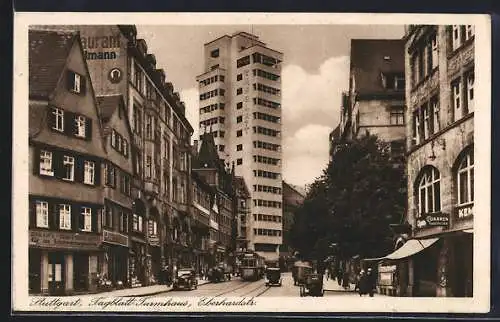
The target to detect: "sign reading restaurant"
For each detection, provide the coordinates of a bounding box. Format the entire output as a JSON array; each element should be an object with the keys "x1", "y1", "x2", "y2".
[{"x1": 81, "y1": 34, "x2": 121, "y2": 60}]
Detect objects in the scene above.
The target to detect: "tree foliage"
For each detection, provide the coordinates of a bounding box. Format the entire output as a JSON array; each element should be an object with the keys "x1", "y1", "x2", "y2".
[{"x1": 290, "y1": 134, "x2": 407, "y2": 261}]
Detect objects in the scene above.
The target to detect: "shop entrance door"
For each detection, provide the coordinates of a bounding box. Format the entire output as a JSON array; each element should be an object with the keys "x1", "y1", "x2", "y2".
[
  {"x1": 48, "y1": 252, "x2": 65, "y2": 295},
  {"x1": 73, "y1": 252, "x2": 89, "y2": 291},
  {"x1": 452, "y1": 234, "x2": 473, "y2": 297},
  {"x1": 29, "y1": 249, "x2": 41, "y2": 294}
]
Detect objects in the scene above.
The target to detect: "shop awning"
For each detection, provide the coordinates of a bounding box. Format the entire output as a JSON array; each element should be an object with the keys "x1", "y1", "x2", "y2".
[{"x1": 384, "y1": 237, "x2": 439, "y2": 260}]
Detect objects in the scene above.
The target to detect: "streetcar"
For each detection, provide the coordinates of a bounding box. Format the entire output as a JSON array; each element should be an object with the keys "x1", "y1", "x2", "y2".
[{"x1": 239, "y1": 251, "x2": 265, "y2": 281}]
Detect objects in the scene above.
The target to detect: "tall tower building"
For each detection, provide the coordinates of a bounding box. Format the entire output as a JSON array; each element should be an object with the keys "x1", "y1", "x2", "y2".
[{"x1": 196, "y1": 32, "x2": 284, "y2": 260}]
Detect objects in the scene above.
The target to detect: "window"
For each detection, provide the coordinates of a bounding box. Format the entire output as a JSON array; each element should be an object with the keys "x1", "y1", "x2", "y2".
[
  {"x1": 120, "y1": 211, "x2": 128, "y2": 233},
  {"x1": 35, "y1": 201, "x2": 49, "y2": 228},
  {"x1": 111, "y1": 130, "x2": 116, "y2": 148},
  {"x1": 237, "y1": 56, "x2": 250, "y2": 68},
  {"x1": 465, "y1": 25, "x2": 475, "y2": 41},
  {"x1": 106, "y1": 164, "x2": 116, "y2": 187},
  {"x1": 218, "y1": 145, "x2": 225, "y2": 152},
  {"x1": 423, "y1": 104, "x2": 430, "y2": 139},
  {"x1": 431, "y1": 34, "x2": 439, "y2": 69},
  {"x1": 237, "y1": 88, "x2": 243, "y2": 95},
  {"x1": 452, "y1": 25, "x2": 461, "y2": 51},
  {"x1": 237, "y1": 74, "x2": 243, "y2": 81},
  {"x1": 237, "y1": 144, "x2": 243, "y2": 151},
  {"x1": 211, "y1": 49, "x2": 219, "y2": 58},
  {"x1": 237, "y1": 158, "x2": 242, "y2": 165},
  {"x1": 417, "y1": 167, "x2": 441, "y2": 216},
  {"x1": 75, "y1": 115, "x2": 86, "y2": 138},
  {"x1": 138, "y1": 215, "x2": 143, "y2": 232},
  {"x1": 62, "y1": 156, "x2": 74, "y2": 181},
  {"x1": 220, "y1": 75, "x2": 225, "y2": 82},
  {"x1": 237, "y1": 102, "x2": 243, "y2": 109},
  {"x1": 39, "y1": 150, "x2": 54, "y2": 176},
  {"x1": 457, "y1": 150, "x2": 474, "y2": 205},
  {"x1": 81, "y1": 207, "x2": 92, "y2": 232},
  {"x1": 431, "y1": 96, "x2": 440, "y2": 133},
  {"x1": 237, "y1": 130, "x2": 243, "y2": 137},
  {"x1": 146, "y1": 156, "x2": 152, "y2": 178},
  {"x1": 452, "y1": 79, "x2": 462, "y2": 122},
  {"x1": 59, "y1": 204, "x2": 71, "y2": 230},
  {"x1": 52, "y1": 108, "x2": 64, "y2": 132},
  {"x1": 395, "y1": 75, "x2": 405, "y2": 90},
  {"x1": 466, "y1": 72, "x2": 474, "y2": 113},
  {"x1": 219, "y1": 131, "x2": 225, "y2": 138},
  {"x1": 123, "y1": 140, "x2": 129, "y2": 157},
  {"x1": 390, "y1": 108, "x2": 404, "y2": 125},
  {"x1": 84, "y1": 161, "x2": 95, "y2": 185},
  {"x1": 67, "y1": 71, "x2": 84, "y2": 94},
  {"x1": 236, "y1": 116, "x2": 242, "y2": 123}
]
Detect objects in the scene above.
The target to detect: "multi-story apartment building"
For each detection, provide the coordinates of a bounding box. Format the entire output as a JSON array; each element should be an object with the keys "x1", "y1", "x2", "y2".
[
  {"x1": 192, "y1": 132, "x2": 236, "y2": 267},
  {"x1": 399, "y1": 24, "x2": 474, "y2": 297},
  {"x1": 281, "y1": 181, "x2": 305, "y2": 257},
  {"x1": 28, "y1": 30, "x2": 107, "y2": 295},
  {"x1": 339, "y1": 39, "x2": 406, "y2": 159},
  {"x1": 31, "y1": 25, "x2": 195, "y2": 286},
  {"x1": 97, "y1": 94, "x2": 134, "y2": 287},
  {"x1": 233, "y1": 176, "x2": 251, "y2": 255},
  {"x1": 196, "y1": 32, "x2": 284, "y2": 260}
]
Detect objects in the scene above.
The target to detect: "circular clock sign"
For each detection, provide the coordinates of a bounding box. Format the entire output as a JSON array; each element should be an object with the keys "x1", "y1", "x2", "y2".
[{"x1": 108, "y1": 67, "x2": 123, "y2": 84}]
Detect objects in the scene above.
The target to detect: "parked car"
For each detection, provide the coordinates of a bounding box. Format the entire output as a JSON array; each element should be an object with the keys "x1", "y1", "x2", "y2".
[{"x1": 173, "y1": 268, "x2": 198, "y2": 291}]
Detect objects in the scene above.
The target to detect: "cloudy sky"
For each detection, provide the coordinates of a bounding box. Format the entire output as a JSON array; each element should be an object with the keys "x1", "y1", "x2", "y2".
[{"x1": 136, "y1": 25, "x2": 404, "y2": 188}]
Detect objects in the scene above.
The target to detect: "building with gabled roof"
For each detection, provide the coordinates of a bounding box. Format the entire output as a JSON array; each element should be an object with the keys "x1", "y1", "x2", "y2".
[{"x1": 29, "y1": 29, "x2": 107, "y2": 295}]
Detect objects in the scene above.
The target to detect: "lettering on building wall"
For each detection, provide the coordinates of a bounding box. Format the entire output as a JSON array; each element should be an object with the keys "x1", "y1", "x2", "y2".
[
  {"x1": 81, "y1": 34, "x2": 121, "y2": 60},
  {"x1": 458, "y1": 204, "x2": 474, "y2": 219}
]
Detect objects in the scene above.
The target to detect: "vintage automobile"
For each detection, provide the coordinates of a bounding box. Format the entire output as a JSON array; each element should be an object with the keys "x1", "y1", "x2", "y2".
[
  {"x1": 207, "y1": 266, "x2": 225, "y2": 283},
  {"x1": 172, "y1": 268, "x2": 198, "y2": 291},
  {"x1": 292, "y1": 261, "x2": 313, "y2": 286},
  {"x1": 264, "y1": 267, "x2": 282, "y2": 287},
  {"x1": 299, "y1": 272, "x2": 324, "y2": 297}
]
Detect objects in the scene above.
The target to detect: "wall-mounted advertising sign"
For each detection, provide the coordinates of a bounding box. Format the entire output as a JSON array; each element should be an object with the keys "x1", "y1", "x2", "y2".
[
  {"x1": 81, "y1": 34, "x2": 121, "y2": 60},
  {"x1": 416, "y1": 212, "x2": 449, "y2": 229}
]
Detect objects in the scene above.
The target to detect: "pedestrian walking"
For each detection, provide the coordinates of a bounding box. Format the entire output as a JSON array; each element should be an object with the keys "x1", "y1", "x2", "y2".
[
  {"x1": 366, "y1": 268, "x2": 376, "y2": 297},
  {"x1": 342, "y1": 270, "x2": 350, "y2": 290},
  {"x1": 337, "y1": 268, "x2": 343, "y2": 286}
]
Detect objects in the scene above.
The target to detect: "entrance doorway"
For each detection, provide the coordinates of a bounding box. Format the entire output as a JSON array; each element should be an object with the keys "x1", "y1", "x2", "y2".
[
  {"x1": 452, "y1": 234, "x2": 473, "y2": 297},
  {"x1": 73, "y1": 252, "x2": 89, "y2": 291},
  {"x1": 29, "y1": 248, "x2": 41, "y2": 294},
  {"x1": 48, "y1": 252, "x2": 65, "y2": 295}
]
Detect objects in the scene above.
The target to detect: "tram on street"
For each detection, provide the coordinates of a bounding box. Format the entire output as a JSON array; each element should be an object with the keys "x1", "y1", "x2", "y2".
[{"x1": 239, "y1": 251, "x2": 265, "y2": 281}]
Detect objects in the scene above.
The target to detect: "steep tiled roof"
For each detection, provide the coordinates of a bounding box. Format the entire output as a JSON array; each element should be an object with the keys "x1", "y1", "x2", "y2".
[
  {"x1": 29, "y1": 29, "x2": 77, "y2": 98},
  {"x1": 97, "y1": 95, "x2": 123, "y2": 123},
  {"x1": 350, "y1": 39, "x2": 405, "y2": 95},
  {"x1": 192, "y1": 132, "x2": 224, "y2": 170}
]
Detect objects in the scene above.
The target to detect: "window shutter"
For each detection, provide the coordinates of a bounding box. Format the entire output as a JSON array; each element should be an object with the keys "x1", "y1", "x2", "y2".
[
  {"x1": 47, "y1": 107, "x2": 56, "y2": 130},
  {"x1": 66, "y1": 70, "x2": 75, "y2": 91},
  {"x1": 72, "y1": 203, "x2": 79, "y2": 232},
  {"x1": 80, "y1": 76, "x2": 87, "y2": 95},
  {"x1": 33, "y1": 146, "x2": 40, "y2": 175},
  {"x1": 85, "y1": 118, "x2": 92, "y2": 141},
  {"x1": 79, "y1": 206, "x2": 84, "y2": 230},
  {"x1": 29, "y1": 199, "x2": 35, "y2": 229},
  {"x1": 94, "y1": 160, "x2": 101, "y2": 186},
  {"x1": 64, "y1": 111, "x2": 75, "y2": 136},
  {"x1": 92, "y1": 207, "x2": 98, "y2": 232},
  {"x1": 75, "y1": 156, "x2": 84, "y2": 183},
  {"x1": 53, "y1": 150, "x2": 64, "y2": 179},
  {"x1": 52, "y1": 203, "x2": 59, "y2": 230}
]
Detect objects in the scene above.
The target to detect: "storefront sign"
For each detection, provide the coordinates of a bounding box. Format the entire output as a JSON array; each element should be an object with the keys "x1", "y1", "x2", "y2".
[
  {"x1": 29, "y1": 230, "x2": 102, "y2": 251},
  {"x1": 148, "y1": 235, "x2": 160, "y2": 247},
  {"x1": 103, "y1": 229, "x2": 129, "y2": 247},
  {"x1": 457, "y1": 204, "x2": 474, "y2": 219},
  {"x1": 416, "y1": 212, "x2": 449, "y2": 229}
]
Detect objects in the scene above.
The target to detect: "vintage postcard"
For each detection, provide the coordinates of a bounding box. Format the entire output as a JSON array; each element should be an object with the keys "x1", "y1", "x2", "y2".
[{"x1": 12, "y1": 12, "x2": 491, "y2": 313}]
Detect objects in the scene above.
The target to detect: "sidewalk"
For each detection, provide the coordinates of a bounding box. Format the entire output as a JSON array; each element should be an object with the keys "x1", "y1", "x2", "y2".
[
  {"x1": 84, "y1": 277, "x2": 211, "y2": 298},
  {"x1": 323, "y1": 277, "x2": 357, "y2": 293}
]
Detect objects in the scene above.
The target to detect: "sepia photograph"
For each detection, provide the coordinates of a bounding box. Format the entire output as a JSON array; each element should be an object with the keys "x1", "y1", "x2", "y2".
[{"x1": 12, "y1": 12, "x2": 491, "y2": 313}]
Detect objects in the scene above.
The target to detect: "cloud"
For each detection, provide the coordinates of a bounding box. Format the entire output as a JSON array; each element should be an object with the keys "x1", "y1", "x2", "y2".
[
  {"x1": 281, "y1": 56, "x2": 350, "y2": 187},
  {"x1": 180, "y1": 55, "x2": 350, "y2": 188},
  {"x1": 282, "y1": 124, "x2": 332, "y2": 187}
]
